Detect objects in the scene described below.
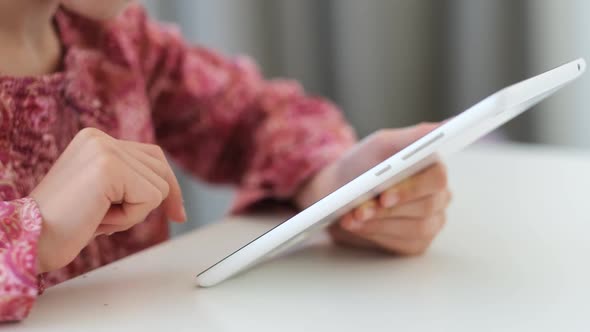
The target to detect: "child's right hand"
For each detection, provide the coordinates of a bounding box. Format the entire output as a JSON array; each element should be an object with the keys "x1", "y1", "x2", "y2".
[{"x1": 30, "y1": 128, "x2": 185, "y2": 273}]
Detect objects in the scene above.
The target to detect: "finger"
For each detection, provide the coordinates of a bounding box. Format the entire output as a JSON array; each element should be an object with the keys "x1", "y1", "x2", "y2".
[
  {"x1": 368, "y1": 235, "x2": 433, "y2": 256},
  {"x1": 328, "y1": 224, "x2": 378, "y2": 250},
  {"x1": 102, "y1": 166, "x2": 164, "y2": 227},
  {"x1": 379, "y1": 163, "x2": 448, "y2": 207},
  {"x1": 123, "y1": 141, "x2": 186, "y2": 223},
  {"x1": 118, "y1": 143, "x2": 172, "y2": 207},
  {"x1": 374, "y1": 123, "x2": 440, "y2": 156},
  {"x1": 339, "y1": 199, "x2": 379, "y2": 231},
  {"x1": 330, "y1": 223, "x2": 433, "y2": 256},
  {"x1": 376, "y1": 190, "x2": 451, "y2": 219},
  {"x1": 338, "y1": 212, "x2": 356, "y2": 231},
  {"x1": 100, "y1": 139, "x2": 171, "y2": 206},
  {"x1": 360, "y1": 213, "x2": 446, "y2": 241},
  {"x1": 402, "y1": 122, "x2": 440, "y2": 143},
  {"x1": 95, "y1": 223, "x2": 127, "y2": 236},
  {"x1": 353, "y1": 199, "x2": 378, "y2": 221},
  {"x1": 332, "y1": 222, "x2": 434, "y2": 256}
]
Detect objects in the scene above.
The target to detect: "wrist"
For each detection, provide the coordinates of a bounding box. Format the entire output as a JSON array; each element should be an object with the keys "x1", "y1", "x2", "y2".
[
  {"x1": 36, "y1": 223, "x2": 58, "y2": 274},
  {"x1": 32, "y1": 193, "x2": 68, "y2": 274},
  {"x1": 293, "y1": 180, "x2": 316, "y2": 210}
]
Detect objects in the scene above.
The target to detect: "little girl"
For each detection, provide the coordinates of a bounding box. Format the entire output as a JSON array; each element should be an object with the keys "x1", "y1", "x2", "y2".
[{"x1": 0, "y1": 0, "x2": 451, "y2": 321}]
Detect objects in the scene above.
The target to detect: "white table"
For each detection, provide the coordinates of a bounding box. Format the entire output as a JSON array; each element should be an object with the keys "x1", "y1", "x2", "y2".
[{"x1": 8, "y1": 144, "x2": 590, "y2": 331}]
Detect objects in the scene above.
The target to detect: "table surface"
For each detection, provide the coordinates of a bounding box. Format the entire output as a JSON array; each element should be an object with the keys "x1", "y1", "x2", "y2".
[{"x1": 7, "y1": 144, "x2": 590, "y2": 331}]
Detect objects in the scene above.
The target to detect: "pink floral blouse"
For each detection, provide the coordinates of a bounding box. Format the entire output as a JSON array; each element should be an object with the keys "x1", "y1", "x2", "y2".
[{"x1": 0, "y1": 4, "x2": 355, "y2": 321}]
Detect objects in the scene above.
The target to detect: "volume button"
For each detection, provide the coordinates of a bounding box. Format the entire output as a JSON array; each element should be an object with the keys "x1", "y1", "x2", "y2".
[
  {"x1": 402, "y1": 132, "x2": 445, "y2": 160},
  {"x1": 375, "y1": 165, "x2": 392, "y2": 176}
]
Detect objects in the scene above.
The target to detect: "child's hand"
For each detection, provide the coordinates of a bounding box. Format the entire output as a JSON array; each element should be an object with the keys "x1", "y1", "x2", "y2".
[
  {"x1": 295, "y1": 123, "x2": 450, "y2": 255},
  {"x1": 30, "y1": 128, "x2": 185, "y2": 273}
]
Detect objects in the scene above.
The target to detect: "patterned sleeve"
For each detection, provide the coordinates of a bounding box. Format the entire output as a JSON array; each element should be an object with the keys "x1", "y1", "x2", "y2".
[
  {"x1": 125, "y1": 5, "x2": 357, "y2": 211},
  {"x1": 0, "y1": 198, "x2": 43, "y2": 322}
]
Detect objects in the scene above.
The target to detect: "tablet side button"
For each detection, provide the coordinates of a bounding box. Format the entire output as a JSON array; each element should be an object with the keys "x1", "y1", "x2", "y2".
[{"x1": 375, "y1": 165, "x2": 392, "y2": 177}]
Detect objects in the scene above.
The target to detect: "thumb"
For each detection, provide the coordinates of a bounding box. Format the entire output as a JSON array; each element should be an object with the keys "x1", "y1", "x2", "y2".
[
  {"x1": 375, "y1": 123, "x2": 440, "y2": 158},
  {"x1": 392, "y1": 122, "x2": 439, "y2": 149}
]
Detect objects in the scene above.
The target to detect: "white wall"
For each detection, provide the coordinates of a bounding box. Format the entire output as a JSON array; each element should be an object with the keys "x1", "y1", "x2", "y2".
[{"x1": 527, "y1": 0, "x2": 590, "y2": 147}]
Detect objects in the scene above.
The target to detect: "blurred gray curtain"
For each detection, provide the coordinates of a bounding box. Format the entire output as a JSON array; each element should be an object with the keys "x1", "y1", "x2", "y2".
[{"x1": 141, "y1": 0, "x2": 590, "y2": 234}]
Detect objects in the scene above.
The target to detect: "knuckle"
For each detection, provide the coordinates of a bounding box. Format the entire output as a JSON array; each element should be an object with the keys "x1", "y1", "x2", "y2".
[
  {"x1": 152, "y1": 159, "x2": 170, "y2": 178},
  {"x1": 77, "y1": 127, "x2": 103, "y2": 140},
  {"x1": 431, "y1": 164, "x2": 448, "y2": 190},
  {"x1": 148, "y1": 144, "x2": 166, "y2": 160},
  {"x1": 88, "y1": 136, "x2": 114, "y2": 155},
  {"x1": 150, "y1": 185, "x2": 165, "y2": 206}
]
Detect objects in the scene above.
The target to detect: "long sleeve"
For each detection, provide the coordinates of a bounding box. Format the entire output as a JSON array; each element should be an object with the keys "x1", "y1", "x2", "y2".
[
  {"x1": 127, "y1": 6, "x2": 357, "y2": 211},
  {"x1": 0, "y1": 198, "x2": 43, "y2": 322}
]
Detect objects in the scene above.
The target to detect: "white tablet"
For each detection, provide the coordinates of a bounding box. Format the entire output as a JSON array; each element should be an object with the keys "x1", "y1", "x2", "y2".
[{"x1": 196, "y1": 58, "x2": 586, "y2": 287}]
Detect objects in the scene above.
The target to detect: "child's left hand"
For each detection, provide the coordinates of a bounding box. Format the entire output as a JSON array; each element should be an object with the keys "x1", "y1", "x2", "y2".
[{"x1": 295, "y1": 123, "x2": 451, "y2": 255}]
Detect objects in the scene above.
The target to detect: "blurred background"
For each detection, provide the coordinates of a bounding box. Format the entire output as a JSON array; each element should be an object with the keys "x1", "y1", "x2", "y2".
[{"x1": 139, "y1": 0, "x2": 590, "y2": 234}]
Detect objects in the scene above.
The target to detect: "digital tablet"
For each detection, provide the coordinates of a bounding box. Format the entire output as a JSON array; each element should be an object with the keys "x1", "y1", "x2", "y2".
[{"x1": 196, "y1": 58, "x2": 586, "y2": 287}]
